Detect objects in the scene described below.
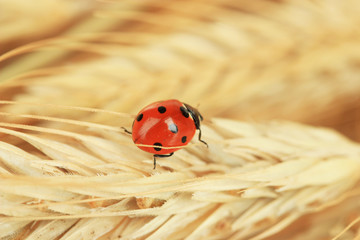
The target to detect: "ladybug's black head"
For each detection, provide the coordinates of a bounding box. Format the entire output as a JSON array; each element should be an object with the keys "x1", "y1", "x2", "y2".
[{"x1": 183, "y1": 103, "x2": 203, "y2": 130}]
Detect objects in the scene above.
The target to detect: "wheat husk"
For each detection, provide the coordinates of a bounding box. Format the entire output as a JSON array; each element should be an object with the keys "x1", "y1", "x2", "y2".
[{"x1": 1, "y1": 0, "x2": 360, "y2": 239}]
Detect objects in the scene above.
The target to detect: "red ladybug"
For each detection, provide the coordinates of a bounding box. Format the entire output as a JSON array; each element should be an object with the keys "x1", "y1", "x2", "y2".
[{"x1": 124, "y1": 99, "x2": 207, "y2": 168}]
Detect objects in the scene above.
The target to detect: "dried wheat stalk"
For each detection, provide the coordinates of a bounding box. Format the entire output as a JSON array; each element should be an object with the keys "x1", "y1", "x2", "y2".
[{"x1": 0, "y1": 102, "x2": 359, "y2": 239}]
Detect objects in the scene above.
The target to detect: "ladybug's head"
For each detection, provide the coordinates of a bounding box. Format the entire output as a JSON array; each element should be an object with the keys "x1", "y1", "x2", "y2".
[{"x1": 183, "y1": 103, "x2": 203, "y2": 130}]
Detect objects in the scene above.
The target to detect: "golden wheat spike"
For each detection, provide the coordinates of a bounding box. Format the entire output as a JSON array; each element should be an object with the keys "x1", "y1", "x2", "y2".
[{"x1": 0, "y1": 111, "x2": 359, "y2": 239}]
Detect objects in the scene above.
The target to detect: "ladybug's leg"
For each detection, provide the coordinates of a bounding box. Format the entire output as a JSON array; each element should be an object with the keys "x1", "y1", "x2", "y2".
[
  {"x1": 153, "y1": 152, "x2": 174, "y2": 169},
  {"x1": 121, "y1": 127, "x2": 132, "y2": 135},
  {"x1": 198, "y1": 129, "x2": 208, "y2": 148}
]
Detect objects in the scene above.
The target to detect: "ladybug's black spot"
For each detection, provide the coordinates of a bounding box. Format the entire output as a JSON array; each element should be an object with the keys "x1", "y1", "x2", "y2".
[
  {"x1": 158, "y1": 106, "x2": 166, "y2": 114},
  {"x1": 169, "y1": 123, "x2": 178, "y2": 133},
  {"x1": 180, "y1": 106, "x2": 189, "y2": 118},
  {"x1": 181, "y1": 136, "x2": 187, "y2": 143},
  {"x1": 153, "y1": 142, "x2": 162, "y2": 151},
  {"x1": 136, "y1": 113, "x2": 143, "y2": 121}
]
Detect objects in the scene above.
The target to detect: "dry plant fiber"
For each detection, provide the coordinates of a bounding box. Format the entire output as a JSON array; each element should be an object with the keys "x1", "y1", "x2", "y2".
[{"x1": 0, "y1": 0, "x2": 360, "y2": 239}]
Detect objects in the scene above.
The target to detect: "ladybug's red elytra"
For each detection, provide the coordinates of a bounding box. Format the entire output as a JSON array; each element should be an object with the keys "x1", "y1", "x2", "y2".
[{"x1": 124, "y1": 99, "x2": 207, "y2": 169}]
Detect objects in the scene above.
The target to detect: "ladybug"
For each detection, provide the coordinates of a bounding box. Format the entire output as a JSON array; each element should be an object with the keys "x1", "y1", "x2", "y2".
[{"x1": 124, "y1": 99, "x2": 207, "y2": 169}]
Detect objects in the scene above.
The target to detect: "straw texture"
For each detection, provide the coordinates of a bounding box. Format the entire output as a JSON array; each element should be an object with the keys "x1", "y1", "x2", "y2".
[
  {"x1": 0, "y1": 0, "x2": 360, "y2": 239},
  {"x1": 0, "y1": 108, "x2": 359, "y2": 239}
]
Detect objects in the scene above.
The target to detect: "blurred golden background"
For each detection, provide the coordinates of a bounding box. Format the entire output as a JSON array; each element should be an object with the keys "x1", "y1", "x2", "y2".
[{"x1": 1, "y1": 0, "x2": 359, "y2": 140}]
